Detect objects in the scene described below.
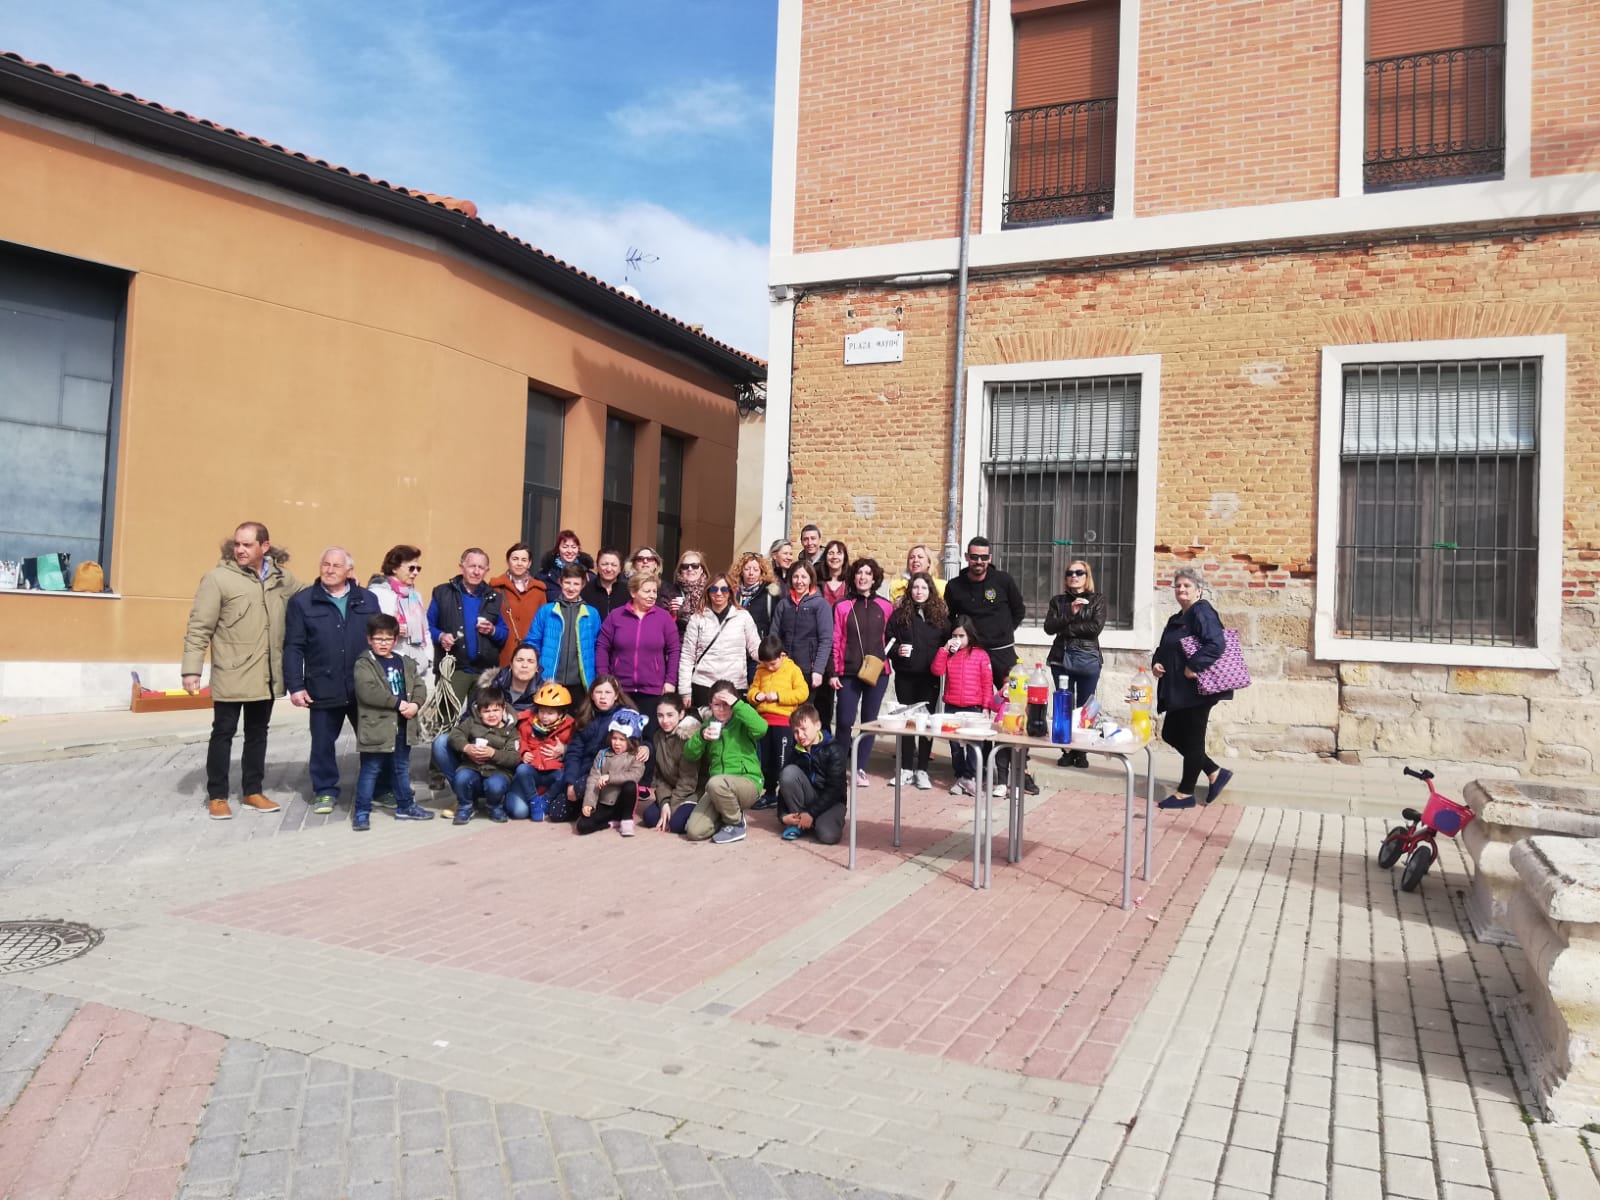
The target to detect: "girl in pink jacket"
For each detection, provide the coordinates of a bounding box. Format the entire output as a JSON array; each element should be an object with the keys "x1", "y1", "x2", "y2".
[{"x1": 932, "y1": 617, "x2": 994, "y2": 796}]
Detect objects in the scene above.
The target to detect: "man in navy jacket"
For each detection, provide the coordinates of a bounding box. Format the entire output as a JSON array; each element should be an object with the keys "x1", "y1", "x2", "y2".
[{"x1": 284, "y1": 547, "x2": 384, "y2": 813}]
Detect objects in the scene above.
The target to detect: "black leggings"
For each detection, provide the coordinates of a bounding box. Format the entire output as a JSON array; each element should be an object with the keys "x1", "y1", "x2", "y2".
[
  {"x1": 894, "y1": 670, "x2": 940, "y2": 771},
  {"x1": 575, "y1": 781, "x2": 638, "y2": 834},
  {"x1": 1161, "y1": 702, "x2": 1219, "y2": 794}
]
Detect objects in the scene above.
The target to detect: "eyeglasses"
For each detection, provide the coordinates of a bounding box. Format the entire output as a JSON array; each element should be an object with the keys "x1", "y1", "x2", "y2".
[
  {"x1": 967, "y1": 553, "x2": 991, "y2": 562},
  {"x1": 707, "y1": 584, "x2": 730, "y2": 593},
  {"x1": 635, "y1": 554, "x2": 657, "y2": 563},
  {"x1": 403, "y1": 566, "x2": 422, "y2": 574},
  {"x1": 370, "y1": 634, "x2": 397, "y2": 643},
  {"x1": 1065, "y1": 569, "x2": 1086, "y2": 577},
  {"x1": 680, "y1": 562, "x2": 703, "y2": 571}
]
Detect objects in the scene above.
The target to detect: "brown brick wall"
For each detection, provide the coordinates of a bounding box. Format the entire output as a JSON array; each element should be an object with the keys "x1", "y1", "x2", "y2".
[
  {"x1": 1533, "y1": 0, "x2": 1600, "y2": 177},
  {"x1": 792, "y1": 0, "x2": 987, "y2": 253},
  {"x1": 790, "y1": 1, "x2": 1595, "y2": 254},
  {"x1": 794, "y1": 227, "x2": 1600, "y2": 570},
  {"x1": 1133, "y1": 0, "x2": 1341, "y2": 214},
  {"x1": 788, "y1": 228, "x2": 1600, "y2": 773}
]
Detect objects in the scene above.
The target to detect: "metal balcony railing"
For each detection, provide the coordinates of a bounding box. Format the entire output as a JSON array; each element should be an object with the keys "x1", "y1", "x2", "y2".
[
  {"x1": 1365, "y1": 43, "x2": 1505, "y2": 189},
  {"x1": 1004, "y1": 98, "x2": 1117, "y2": 226}
]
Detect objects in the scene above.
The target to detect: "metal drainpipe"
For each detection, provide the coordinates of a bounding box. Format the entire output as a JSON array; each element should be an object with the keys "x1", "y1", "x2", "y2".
[{"x1": 943, "y1": 0, "x2": 985, "y2": 582}]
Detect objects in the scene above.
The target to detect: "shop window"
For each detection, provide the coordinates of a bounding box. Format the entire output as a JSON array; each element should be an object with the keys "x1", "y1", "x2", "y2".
[{"x1": 0, "y1": 241, "x2": 126, "y2": 584}]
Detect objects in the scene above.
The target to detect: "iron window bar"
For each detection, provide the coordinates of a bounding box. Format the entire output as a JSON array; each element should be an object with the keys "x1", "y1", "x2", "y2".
[
  {"x1": 1364, "y1": 43, "x2": 1505, "y2": 189},
  {"x1": 1003, "y1": 98, "x2": 1117, "y2": 226},
  {"x1": 1336, "y1": 359, "x2": 1538, "y2": 646},
  {"x1": 982, "y1": 376, "x2": 1140, "y2": 629}
]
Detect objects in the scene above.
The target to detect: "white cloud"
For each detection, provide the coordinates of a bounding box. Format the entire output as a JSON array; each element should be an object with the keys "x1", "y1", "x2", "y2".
[
  {"x1": 607, "y1": 79, "x2": 769, "y2": 145},
  {"x1": 483, "y1": 196, "x2": 769, "y2": 359}
]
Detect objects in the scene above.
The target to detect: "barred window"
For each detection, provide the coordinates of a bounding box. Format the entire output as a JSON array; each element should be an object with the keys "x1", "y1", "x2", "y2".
[
  {"x1": 981, "y1": 375, "x2": 1139, "y2": 627},
  {"x1": 1337, "y1": 359, "x2": 1538, "y2": 645}
]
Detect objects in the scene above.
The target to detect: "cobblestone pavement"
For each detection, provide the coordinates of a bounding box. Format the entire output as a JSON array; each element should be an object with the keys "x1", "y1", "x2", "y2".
[{"x1": 2, "y1": 735, "x2": 1599, "y2": 1197}]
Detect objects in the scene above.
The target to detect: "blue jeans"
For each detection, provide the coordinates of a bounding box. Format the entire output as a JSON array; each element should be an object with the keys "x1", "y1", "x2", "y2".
[
  {"x1": 505, "y1": 765, "x2": 561, "y2": 819},
  {"x1": 431, "y1": 731, "x2": 457, "y2": 780},
  {"x1": 836, "y1": 672, "x2": 890, "y2": 771},
  {"x1": 452, "y1": 768, "x2": 511, "y2": 815},
  {"x1": 355, "y1": 732, "x2": 414, "y2": 819},
  {"x1": 944, "y1": 705, "x2": 989, "y2": 780},
  {"x1": 1056, "y1": 664, "x2": 1101, "y2": 711},
  {"x1": 308, "y1": 704, "x2": 358, "y2": 798}
]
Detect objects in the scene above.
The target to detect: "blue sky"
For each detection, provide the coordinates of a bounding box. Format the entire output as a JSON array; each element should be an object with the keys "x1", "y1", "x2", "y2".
[{"x1": 5, "y1": 0, "x2": 777, "y2": 355}]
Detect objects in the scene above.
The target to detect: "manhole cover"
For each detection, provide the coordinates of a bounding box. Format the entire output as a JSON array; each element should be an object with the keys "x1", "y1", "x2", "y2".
[{"x1": 0, "y1": 921, "x2": 102, "y2": 974}]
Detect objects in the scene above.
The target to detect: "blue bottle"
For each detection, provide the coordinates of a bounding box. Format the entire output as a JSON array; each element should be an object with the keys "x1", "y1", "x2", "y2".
[{"x1": 1051, "y1": 675, "x2": 1073, "y2": 745}]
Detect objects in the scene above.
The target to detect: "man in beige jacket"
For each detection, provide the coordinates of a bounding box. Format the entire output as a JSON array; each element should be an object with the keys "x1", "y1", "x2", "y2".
[{"x1": 182, "y1": 521, "x2": 303, "y2": 819}]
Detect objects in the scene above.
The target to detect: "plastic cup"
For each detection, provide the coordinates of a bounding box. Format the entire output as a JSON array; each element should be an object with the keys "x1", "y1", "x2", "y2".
[{"x1": 704, "y1": 721, "x2": 722, "y2": 741}]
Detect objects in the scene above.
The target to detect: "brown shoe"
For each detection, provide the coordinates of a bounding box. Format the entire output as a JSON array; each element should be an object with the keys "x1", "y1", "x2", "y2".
[
  {"x1": 207, "y1": 799, "x2": 233, "y2": 820},
  {"x1": 240, "y1": 793, "x2": 281, "y2": 814}
]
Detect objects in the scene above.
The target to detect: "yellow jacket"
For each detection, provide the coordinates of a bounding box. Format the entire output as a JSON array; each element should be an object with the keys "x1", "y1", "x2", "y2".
[{"x1": 747, "y1": 657, "x2": 810, "y2": 725}]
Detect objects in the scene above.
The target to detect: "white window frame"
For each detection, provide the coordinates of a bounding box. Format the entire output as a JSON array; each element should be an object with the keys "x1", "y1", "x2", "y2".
[
  {"x1": 962, "y1": 355, "x2": 1161, "y2": 653},
  {"x1": 1315, "y1": 335, "x2": 1565, "y2": 669}
]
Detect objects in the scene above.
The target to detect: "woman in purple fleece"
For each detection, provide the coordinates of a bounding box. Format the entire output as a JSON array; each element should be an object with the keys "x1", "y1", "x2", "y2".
[{"x1": 596, "y1": 573, "x2": 682, "y2": 759}]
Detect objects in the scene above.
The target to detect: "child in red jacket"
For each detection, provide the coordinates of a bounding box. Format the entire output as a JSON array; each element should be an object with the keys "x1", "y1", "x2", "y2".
[
  {"x1": 516, "y1": 682, "x2": 575, "y2": 821},
  {"x1": 931, "y1": 617, "x2": 994, "y2": 797}
]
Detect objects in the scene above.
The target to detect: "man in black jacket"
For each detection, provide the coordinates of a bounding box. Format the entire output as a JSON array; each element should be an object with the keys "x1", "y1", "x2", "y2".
[
  {"x1": 426, "y1": 548, "x2": 507, "y2": 700},
  {"x1": 777, "y1": 704, "x2": 849, "y2": 845},
  {"x1": 943, "y1": 536, "x2": 1037, "y2": 795},
  {"x1": 285, "y1": 547, "x2": 385, "y2": 813},
  {"x1": 943, "y1": 536, "x2": 1027, "y2": 688}
]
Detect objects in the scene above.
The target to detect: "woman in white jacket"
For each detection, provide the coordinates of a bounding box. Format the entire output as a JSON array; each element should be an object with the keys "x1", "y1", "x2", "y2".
[{"x1": 678, "y1": 570, "x2": 762, "y2": 711}]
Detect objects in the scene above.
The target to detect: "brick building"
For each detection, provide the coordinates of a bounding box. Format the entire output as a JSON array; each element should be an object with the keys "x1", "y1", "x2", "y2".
[{"x1": 763, "y1": 0, "x2": 1600, "y2": 774}]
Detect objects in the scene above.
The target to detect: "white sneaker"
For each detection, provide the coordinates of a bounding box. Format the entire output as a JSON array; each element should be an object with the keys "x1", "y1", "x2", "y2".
[
  {"x1": 914, "y1": 771, "x2": 933, "y2": 790},
  {"x1": 899, "y1": 769, "x2": 915, "y2": 786},
  {"x1": 992, "y1": 783, "x2": 1009, "y2": 798},
  {"x1": 855, "y1": 769, "x2": 870, "y2": 788},
  {"x1": 951, "y1": 778, "x2": 975, "y2": 796}
]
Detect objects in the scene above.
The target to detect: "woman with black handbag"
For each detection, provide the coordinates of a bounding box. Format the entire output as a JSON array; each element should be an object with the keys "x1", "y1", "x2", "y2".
[
  {"x1": 1044, "y1": 558, "x2": 1108, "y2": 769},
  {"x1": 830, "y1": 558, "x2": 894, "y2": 788}
]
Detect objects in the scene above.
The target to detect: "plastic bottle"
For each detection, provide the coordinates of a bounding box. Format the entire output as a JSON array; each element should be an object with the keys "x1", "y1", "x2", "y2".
[
  {"x1": 998, "y1": 663, "x2": 1028, "y2": 733},
  {"x1": 1052, "y1": 675, "x2": 1074, "y2": 744},
  {"x1": 1026, "y1": 662, "x2": 1051, "y2": 739},
  {"x1": 1127, "y1": 665, "x2": 1154, "y2": 741}
]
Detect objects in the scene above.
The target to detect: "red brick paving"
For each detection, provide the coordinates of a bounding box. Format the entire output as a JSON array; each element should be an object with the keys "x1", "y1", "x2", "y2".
[
  {"x1": 0, "y1": 1002, "x2": 222, "y2": 1200},
  {"x1": 736, "y1": 788, "x2": 1239, "y2": 1086},
  {"x1": 182, "y1": 776, "x2": 1238, "y2": 1086},
  {"x1": 185, "y1": 783, "x2": 956, "y2": 1003}
]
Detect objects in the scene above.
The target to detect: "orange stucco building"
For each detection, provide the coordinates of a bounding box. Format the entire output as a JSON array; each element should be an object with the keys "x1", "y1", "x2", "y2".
[{"x1": 0, "y1": 53, "x2": 764, "y2": 714}]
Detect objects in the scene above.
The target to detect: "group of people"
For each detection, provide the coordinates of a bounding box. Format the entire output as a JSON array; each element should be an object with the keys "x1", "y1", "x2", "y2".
[{"x1": 181, "y1": 520, "x2": 1238, "y2": 841}]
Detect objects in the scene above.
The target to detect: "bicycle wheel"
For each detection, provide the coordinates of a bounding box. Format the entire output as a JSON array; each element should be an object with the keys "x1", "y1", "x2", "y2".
[
  {"x1": 1377, "y1": 828, "x2": 1408, "y2": 870},
  {"x1": 1400, "y1": 842, "x2": 1434, "y2": 893}
]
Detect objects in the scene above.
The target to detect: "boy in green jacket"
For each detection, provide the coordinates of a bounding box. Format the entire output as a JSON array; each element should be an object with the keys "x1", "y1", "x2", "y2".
[
  {"x1": 351, "y1": 614, "x2": 435, "y2": 831},
  {"x1": 446, "y1": 686, "x2": 522, "y2": 825},
  {"x1": 683, "y1": 679, "x2": 768, "y2": 844}
]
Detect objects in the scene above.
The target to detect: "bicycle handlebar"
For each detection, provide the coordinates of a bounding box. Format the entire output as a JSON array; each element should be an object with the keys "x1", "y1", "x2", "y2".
[{"x1": 1403, "y1": 766, "x2": 1435, "y2": 781}]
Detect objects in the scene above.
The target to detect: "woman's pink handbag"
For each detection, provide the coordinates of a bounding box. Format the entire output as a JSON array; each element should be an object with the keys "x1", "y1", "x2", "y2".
[{"x1": 1179, "y1": 629, "x2": 1251, "y2": 696}]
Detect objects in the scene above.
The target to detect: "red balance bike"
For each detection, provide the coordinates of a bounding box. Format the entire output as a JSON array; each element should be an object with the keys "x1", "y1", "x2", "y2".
[{"x1": 1375, "y1": 767, "x2": 1475, "y2": 892}]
